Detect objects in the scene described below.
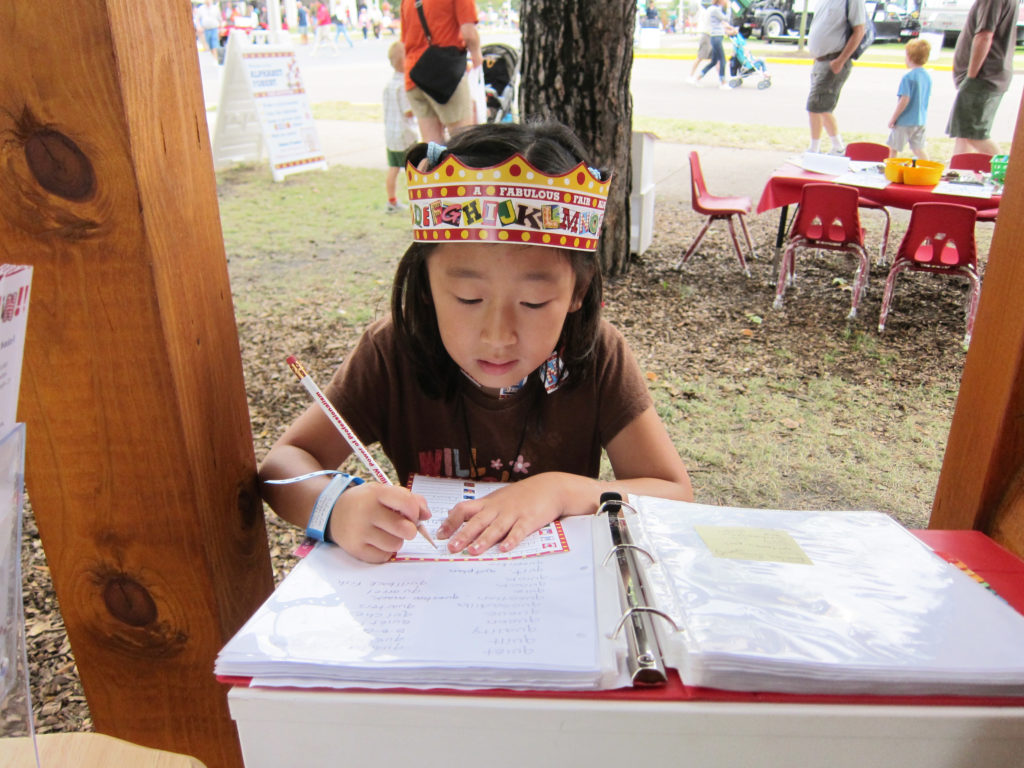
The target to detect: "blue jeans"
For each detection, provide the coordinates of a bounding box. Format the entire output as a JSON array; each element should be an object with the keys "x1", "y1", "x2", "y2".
[
  {"x1": 335, "y1": 22, "x2": 354, "y2": 46},
  {"x1": 701, "y1": 35, "x2": 726, "y2": 80}
]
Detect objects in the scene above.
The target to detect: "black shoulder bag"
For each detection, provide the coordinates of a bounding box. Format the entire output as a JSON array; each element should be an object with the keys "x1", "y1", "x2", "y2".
[
  {"x1": 848, "y1": 0, "x2": 876, "y2": 60},
  {"x1": 408, "y1": 0, "x2": 468, "y2": 104}
]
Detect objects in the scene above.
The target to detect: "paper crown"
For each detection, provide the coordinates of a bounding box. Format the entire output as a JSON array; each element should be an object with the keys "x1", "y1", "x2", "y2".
[{"x1": 406, "y1": 154, "x2": 611, "y2": 252}]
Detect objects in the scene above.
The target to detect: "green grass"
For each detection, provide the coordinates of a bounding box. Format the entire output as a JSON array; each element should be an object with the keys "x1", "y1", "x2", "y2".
[
  {"x1": 218, "y1": 163, "x2": 409, "y2": 317},
  {"x1": 646, "y1": 371, "x2": 947, "y2": 527}
]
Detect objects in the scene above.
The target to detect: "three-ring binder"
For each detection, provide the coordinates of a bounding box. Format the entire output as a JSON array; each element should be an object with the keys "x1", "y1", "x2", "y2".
[{"x1": 598, "y1": 492, "x2": 670, "y2": 686}]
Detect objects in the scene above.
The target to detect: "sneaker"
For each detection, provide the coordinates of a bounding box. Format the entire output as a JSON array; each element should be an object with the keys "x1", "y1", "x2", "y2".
[
  {"x1": 719, "y1": 82, "x2": 731, "y2": 90},
  {"x1": 385, "y1": 201, "x2": 406, "y2": 214},
  {"x1": 687, "y1": 73, "x2": 698, "y2": 85},
  {"x1": 828, "y1": 148, "x2": 846, "y2": 156}
]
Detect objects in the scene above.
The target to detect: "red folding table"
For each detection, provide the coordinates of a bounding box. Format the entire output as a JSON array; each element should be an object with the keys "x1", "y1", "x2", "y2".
[{"x1": 758, "y1": 162, "x2": 1002, "y2": 248}]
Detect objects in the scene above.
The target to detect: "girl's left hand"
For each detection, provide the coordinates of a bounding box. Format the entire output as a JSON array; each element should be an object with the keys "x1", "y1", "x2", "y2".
[{"x1": 436, "y1": 474, "x2": 577, "y2": 555}]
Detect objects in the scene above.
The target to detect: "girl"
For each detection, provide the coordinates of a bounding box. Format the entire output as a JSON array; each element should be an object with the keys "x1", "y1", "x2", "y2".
[{"x1": 259, "y1": 121, "x2": 693, "y2": 563}]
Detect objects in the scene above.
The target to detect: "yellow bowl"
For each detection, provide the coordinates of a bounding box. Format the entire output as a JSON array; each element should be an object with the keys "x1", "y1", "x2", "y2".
[
  {"x1": 884, "y1": 157, "x2": 913, "y2": 182},
  {"x1": 901, "y1": 160, "x2": 945, "y2": 186}
]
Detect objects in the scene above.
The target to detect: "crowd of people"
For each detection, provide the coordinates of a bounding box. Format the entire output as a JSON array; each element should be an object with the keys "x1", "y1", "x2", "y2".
[
  {"x1": 193, "y1": 1, "x2": 402, "y2": 57},
  {"x1": 681, "y1": 0, "x2": 1014, "y2": 161},
  {"x1": 197, "y1": 0, "x2": 1015, "y2": 215},
  {"x1": 194, "y1": 0, "x2": 519, "y2": 55},
  {"x1": 197, "y1": 0, "x2": 1015, "y2": 213}
]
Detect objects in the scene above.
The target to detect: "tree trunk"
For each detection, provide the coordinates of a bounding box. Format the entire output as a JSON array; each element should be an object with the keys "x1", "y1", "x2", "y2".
[{"x1": 519, "y1": 0, "x2": 636, "y2": 275}]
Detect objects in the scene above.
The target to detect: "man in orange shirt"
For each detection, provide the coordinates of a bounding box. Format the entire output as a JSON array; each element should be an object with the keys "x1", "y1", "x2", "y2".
[{"x1": 401, "y1": 0, "x2": 483, "y2": 143}]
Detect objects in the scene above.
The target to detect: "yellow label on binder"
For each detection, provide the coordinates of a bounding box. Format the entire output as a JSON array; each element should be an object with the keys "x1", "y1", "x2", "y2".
[{"x1": 695, "y1": 526, "x2": 813, "y2": 565}]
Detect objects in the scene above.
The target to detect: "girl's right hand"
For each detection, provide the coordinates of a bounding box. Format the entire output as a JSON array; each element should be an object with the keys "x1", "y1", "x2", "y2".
[{"x1": 328, "y1": 484, "x2": 431, "y2": 563}]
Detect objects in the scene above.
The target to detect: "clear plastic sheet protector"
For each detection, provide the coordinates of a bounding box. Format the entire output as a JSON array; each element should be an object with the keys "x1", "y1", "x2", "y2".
[
  {"x1": 631, "y1": 495, "x2": 1024, "y2": 696},
  {"x1": 0, "y1": 425, "x2": 39, "y2": 765}
]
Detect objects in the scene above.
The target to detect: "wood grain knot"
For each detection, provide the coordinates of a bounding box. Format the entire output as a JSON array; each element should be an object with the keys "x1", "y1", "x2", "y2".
[
  {"x1": 102, "y1": 576, "x2": 158, "y2": 628},
  {"x1": 24, "y1": 129, "x2": 95, "y2": 202},
  {"x1": 238, "y1": 481, "x2": 262, "y2": 529}
]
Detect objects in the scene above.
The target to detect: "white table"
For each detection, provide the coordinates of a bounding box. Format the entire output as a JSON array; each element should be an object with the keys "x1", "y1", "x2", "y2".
[{"x1": 228, "y1": 685, "x2": 1024, "y2": 768}]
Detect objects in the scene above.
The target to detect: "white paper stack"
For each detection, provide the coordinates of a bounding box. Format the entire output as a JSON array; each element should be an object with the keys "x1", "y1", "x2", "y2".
[
  {"x1": 931, "y1": 181, "x2": 998, "y2": 199},
  {"x1": 633, "y1": 496, "x2": 1024, "y2": 696},
  {"x1": 216, "y1": 517, "x2": 613, "y2": 690},
  {"x1": 799, "y1": 151, "x2": 851, "y2": 176}
]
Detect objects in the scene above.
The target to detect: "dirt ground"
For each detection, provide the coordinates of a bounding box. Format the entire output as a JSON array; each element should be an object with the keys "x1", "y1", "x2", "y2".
[
  {"x1": 18, "y1": 177, "x2": 977, "y2": 735},
  {"x1": 625, "y1": 200, "x2": 972, "y2": 389}
]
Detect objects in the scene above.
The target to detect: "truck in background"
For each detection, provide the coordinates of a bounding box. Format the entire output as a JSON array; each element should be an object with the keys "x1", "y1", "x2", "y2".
[
  {"x1": 733, "y1": 0, "x2": 920, "y2": 42},
  {"x1": 917, "y1": 0, "x2": 1024, "y2": 46}
]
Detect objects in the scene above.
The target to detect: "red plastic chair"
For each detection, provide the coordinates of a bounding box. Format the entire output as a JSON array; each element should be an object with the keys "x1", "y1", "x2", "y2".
[
  {"x1": 949, "y1": 153, "x2": 997, "y2": 224},
  {"x1": 878, "y1": 202, "x2": 981, "y2": 349},
  {"x1": 844, "y1": 142, "x2": 892, "y2": 263},
  {"x1": 675, "y1": 151, "x2": 755, "y2": 276},
  {"x1": 845, "y1": 142, "x2": 890, "y2": 162},
  {"x1": 949, "y1": 153, "x2": 992, "y2": 173},
  {"x1": 773, "y1": 183, "x2": 870, "y2": 320}
]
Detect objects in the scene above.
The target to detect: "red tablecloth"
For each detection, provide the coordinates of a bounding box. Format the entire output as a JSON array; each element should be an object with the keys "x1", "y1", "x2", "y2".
[{"x1": 757, "y1": 163, "x2": 1002, "y2": 214}]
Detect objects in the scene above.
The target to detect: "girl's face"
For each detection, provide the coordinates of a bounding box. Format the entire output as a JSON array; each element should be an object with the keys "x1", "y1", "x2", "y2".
[{"x1": 427, "y1": 243, "x2": 582, "y2": 394}]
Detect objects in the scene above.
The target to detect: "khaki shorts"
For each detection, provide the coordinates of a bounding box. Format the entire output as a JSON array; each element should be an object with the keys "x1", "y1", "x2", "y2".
[
  {"x1": 697, "y1": 33, "x2": 712, "y2": 60},
  {"x1": 947, "y1": 77, "x2": 1004, "y2": 140},
  {"x1": 406, "y1": 75, "x2": 472, "y2": 126},
  {"x1": 806, "y1": 56, "x2": 852, "y2": 114},
  {"x1": 887, "y1": 125, "x2": 927, "y2": 154}
]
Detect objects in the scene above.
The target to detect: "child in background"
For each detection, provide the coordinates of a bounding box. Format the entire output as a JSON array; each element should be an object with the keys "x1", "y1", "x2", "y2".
[
  {"x1": 383, "y1": 41, "x2": 418, "y2": 213},
  {"x1": 687, "y1": 1, "x2": 712, "y2": 84},
  {"x1": 887, "y1": 38, "x2": 932, "y2": 159},
  {"x1": 296, "y1": 2, "x2": 309, "y2": 45},
  {"x1": 259, "y1": 121, "x2": 694, "y2": 564}
]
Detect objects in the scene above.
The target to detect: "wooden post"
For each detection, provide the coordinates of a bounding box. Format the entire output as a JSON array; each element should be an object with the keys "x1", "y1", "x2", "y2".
[
  {"x1": 932, "y1": 91, "x2": 1024, "y2": 559},
  {"x1": 0, "y1": 2, "x2": 273, "y2": 767}
]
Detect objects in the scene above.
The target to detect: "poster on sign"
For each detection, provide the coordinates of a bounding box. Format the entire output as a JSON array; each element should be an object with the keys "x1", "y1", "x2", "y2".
[{"x1": 212, "y1": 31, "x2": 327, "y2": 181}]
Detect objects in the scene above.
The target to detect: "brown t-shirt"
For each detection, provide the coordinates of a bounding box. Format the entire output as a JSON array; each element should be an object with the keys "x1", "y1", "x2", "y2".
[
  {"x1": 952, "y1": 0, "x2": 1017, "y2": 91},
  {"x1": 324, "y1": 318, "x2": 653, "y2": 484}
]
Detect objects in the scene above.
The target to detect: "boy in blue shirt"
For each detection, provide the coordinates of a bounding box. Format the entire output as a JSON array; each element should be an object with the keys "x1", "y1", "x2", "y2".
[{"x1": 887, "y1": 38, "x2": 932, "y2": 159}]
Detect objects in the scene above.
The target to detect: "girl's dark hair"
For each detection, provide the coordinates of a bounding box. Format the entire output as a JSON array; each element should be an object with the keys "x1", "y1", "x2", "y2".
[{"x1": 393, "y1": 120, "x2": 605, "y2": 400}]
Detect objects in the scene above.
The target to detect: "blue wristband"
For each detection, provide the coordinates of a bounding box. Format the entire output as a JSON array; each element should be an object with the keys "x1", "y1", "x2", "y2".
[{"x1": 307, "y1": 473, "x2": 364, "y2": 542}]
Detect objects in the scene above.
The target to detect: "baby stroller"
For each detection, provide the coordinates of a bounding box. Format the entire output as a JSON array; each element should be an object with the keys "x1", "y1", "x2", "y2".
[
  {"x1": 481, "y1": 42, "x2": 519, "y2": 123},
  {"x1": 727, "y1": 33, "x2": 771, "y2": 90}
]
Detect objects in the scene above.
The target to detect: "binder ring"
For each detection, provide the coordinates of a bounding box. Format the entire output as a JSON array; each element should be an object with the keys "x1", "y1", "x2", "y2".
[
  {"x1": 601, "y1": 543, "x2": 655, "y2": 567},
  {"x1": 597, "y1": 499, "x2": 640, "y2": 517},
  {"x1": 611, "y1": 607, "x2": 681, "y2": 638}
]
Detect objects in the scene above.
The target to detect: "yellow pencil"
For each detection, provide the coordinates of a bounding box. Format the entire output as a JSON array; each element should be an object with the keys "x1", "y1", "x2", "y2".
[{"x1": 286, "y1": 355, "x2": 437, "y2": 550}]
